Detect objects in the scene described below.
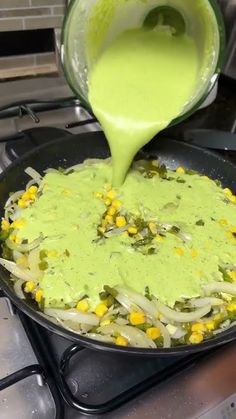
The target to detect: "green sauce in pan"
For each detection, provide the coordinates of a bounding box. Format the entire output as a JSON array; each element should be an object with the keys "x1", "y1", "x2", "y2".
[{"x1": 18, "y1": 162, "x2": 236, "y2": 309}]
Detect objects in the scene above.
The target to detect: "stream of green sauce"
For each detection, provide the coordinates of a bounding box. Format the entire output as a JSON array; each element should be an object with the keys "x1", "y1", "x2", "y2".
[{"x1": 88, "y1": 28, "x2": 199, "y2": 185}]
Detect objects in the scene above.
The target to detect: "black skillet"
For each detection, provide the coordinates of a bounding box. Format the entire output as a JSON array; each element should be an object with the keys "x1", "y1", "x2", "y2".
[{"x1": 0, "y1": 131, "x2": 236, "y2": 356}]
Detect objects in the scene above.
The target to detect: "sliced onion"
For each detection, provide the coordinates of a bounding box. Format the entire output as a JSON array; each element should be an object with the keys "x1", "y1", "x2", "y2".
[
  {"x1": 101, "y1": 307, "x2": 119, "y2": 321},
  {"x1": 25, "y1": 167, "x2": 42, "y2": 184},
  {"x1": 213, "y1": 319, "x2": 231, "y2": 335},
  {"x1": 115, "y1": 286, "x2": 158, "y2": 318},
  {"x1": 13, "y1": 250, "x2": 24, "y2": 261},
  {"x1": 104, "y1": 225, "x2": 130, "y2": 237},
  {"x1": 37, "y1": 311, "x2": 60, "y2": 325},
  {"x1": 64, "y1": 164, "x2": 84, "y2": 174},
  {"x1": 44, "y1": 168, "x2": 60, "y2": 174},
  {"x1": 191, "y1": 297, "x2": 224, "y2": 307},
  {"x1": 202, "y1": 282, "x2": 236, "y2": 296},
  {"x1": 98, "y1": 324, "x2": 156, "y2": 348},
  {"x1": 10, "y1": 209, "x2": 24, "y2": 222},
  {"x1": 118, "y1": 307, "x2": 129, "y2": 316},
  {"x1": 25, "y1": 179, "x2": 37, "y2": 190},
  {"x1": 0, "y1": 258, "x2": 32, "y2": 281},
  {"x1": 44, "y1": 308, "x2": 99, "y2": 326},
  {"x1": 177, "y1": 231, "x2": 192, "y2": 242},
  {"x1": 85, "y1": 333, "x2": 115, "y2": 343},
  {"x1": 115, "y1": 293, "x2": 139, "y2": 313},
  {"x1": 13, "y1": 279, "x2": 25, "y2": 299},
  {"x1": 54, "y1": 317, "x2": 93, "y2": 334},
  {"x1": 6, "y1": 235, "x2": 43, "y2": 253},
  {"x1": 115, "y1": 317, "x2": 129, "y2": 325},
  {"x1": 154, "y1": 319, "x2": 171, "y2": 348},
  {"x1": 172, "y1": 328, "x2": 186, "y2": 340},
  {"x1": 5, "y1": 190, "x2": 24, "y2": 209},
  {"x1": 155, "y1": 300, "x2": 211, "y2": 323},
  {"x1": 28, "y1": 248, "x2": 42, "y2": 280}
]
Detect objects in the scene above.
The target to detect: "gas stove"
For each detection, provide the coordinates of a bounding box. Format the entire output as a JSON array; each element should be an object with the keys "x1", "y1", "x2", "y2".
[{"x1": 1, "y1": 75, "x2": 236, "y2": 419}]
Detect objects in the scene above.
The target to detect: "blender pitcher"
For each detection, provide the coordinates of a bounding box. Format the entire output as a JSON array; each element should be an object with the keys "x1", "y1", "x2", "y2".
[{"x1": 61, "y1": 0, "x2": 225, "y2": 125}]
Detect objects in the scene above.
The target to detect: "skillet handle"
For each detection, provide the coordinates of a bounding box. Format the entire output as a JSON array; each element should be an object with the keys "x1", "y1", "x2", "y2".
[{"x1": 182, "y1": 129, "x2": 236, "y2": 151}]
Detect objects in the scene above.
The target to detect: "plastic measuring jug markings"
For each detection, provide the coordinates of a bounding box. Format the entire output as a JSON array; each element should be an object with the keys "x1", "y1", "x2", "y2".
[{"x1": 61, "y1": 0, "x2": 225, "y2": 127}]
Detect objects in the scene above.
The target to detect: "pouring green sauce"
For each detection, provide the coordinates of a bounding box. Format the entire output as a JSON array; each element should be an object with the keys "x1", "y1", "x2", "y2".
[{"x1": 89, "y1": 25, "x2": 199, "y2": 185}]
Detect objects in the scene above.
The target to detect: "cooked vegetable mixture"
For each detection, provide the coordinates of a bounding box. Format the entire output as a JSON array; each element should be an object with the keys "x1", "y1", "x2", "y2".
[{"x1": 1, "y1": 159, "x2": 236, "y2": 348}]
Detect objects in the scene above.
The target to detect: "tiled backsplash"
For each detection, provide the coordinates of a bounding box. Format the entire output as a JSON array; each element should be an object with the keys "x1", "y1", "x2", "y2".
[{"x1": 0, "y1": 0, "x2": 67, "y2": 80}]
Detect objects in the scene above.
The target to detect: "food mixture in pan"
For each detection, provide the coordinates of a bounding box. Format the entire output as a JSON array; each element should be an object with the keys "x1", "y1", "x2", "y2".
[
  {"x1": 0, "y1": 5, "x2": 226, "y2": 348},
  {"x1": 1, "y1": 160, "x2": 236, "y2": 348}
]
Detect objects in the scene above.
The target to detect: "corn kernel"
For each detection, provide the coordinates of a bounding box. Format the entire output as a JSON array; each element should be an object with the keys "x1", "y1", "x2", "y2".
[
  {"x1": 219, "y1": 219, "x2": 228, "y2": 225},
  {"x1": 105, "y1": 214, "x2": 114, "y2": 224},
  {"x1": 16, "y1": 256, "x2": 27, "y2": 266},
  {"x1": 214, "y1": 313, "x2": 222, "y2": 322},
  {"x1": 76, "y1": 299, "x2": 89, "y2": 312},
  {"x1": 112, "y1": 200, "x2": 122, "y2": 208},
  {"x1": 116, "y1": 216, "x2": 127, "y2": 228},
  {"x1": 129, "y1": 312, "x2": 145, "y2": 326},
  {"x1": 229, "y1": 234, "x2": 236, "y2": 244},
  {"x1": 95, "y1": 303, "x2": 108, "y2": 317},
  {"x1": 128, "y1": 226, "x2": 138, "y2": 235},
  {"x1": 148, "y1": 222, "x2": 157, "y2": 234},
  {"x1": 24, "y1": 281, "x2": 36, "y2": 293},
  {"x1": 1, "y1": 219, "x2": 10, "y2": 231},
  {"x1": 100, "y1": 319, "x2": 111, "y2": 327},
  {"x1": 227, "y1": 303, "x2": 236, "y2": 312},
  {"x1": 22, "y1": 191, "x2": 31, "y2": 201},
  {"x1": 175, "y1": 247, "x2": 184, "y2": 256},
  {"x1": 152, "y1": 160, "x2": 158, "y2": 167},
  {"x1": 15, "y1": 236, "x2": 21, "y2": 245},
  {"x1": 47, "y1": 250, "x2": 58, "y2": 257},
  {"x1": 154, "y1": 235, "x2": 164, "y2": 242},
  {"x1": 107, "y1": 206, "x2": 116, "y2": 216},
  {"x1": 95, "y1": 192, "x2": 103, "y2": 199},
  {"x1": 12, "y1": 218, "x2": 26, "y2": 229},
  {"x1": 104, "y1": 198, "x2": 111, "y2": 206},
  {"x1": 35, "y1": 289, "x2": 43, "y2": 303},
  {"x1": 63, "y1": 188, "x2": 72, "y2": 196},
  {"x1": 229, "y1": 271, "x2": 236, "y2": 280},
  {"x1": 176, "y1": 166, "x2": 185, "y2": 174},
  {"x1": 231, "y1": 227, "x2": 236, "y2": 234},
  {"x1": 18, "y1": 199, "x2": 27, "y2": 208},
  {"x1": 146, "y1": 327, "x2": 161, "y2": 340},
  {"x1": 28, "y1": 185, "x2": 38, "y2": 194},
  {"x1": 224, "y1": 188, "x2": 232, "y2": 197},
  {"x1": 229, "y1": 195, "x2": 236, "y2": 204},
  {"x1": 191, "y1": 249, "x2": 198, "y2": 258},
  {"x1": 116, "y1": 335, "x2": 128, "y2": 347},
  {"x1": 9, "y1": 233, "x2": 16, "y2": 242},
  {"x1": 206, "y1": 321, "x2": 215, "y2": 331},
  {"x1": 191, "y1": 323, "x2": 206, "y2": 332},
  {"x1": 202, "y1": 175, "x2": 209, "y2": 181},
  {"x1": 106, "y1": 190, "x2": 116, "y2": 200},
  {"x1": 189, "y1": 332, "x2": 204, "y2": 344}
]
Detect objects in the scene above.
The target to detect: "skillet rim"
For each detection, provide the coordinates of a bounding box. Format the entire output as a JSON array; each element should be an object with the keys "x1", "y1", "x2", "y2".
[{"x1": 0, "y1": 132, "x2": 236, "y2": 356}]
